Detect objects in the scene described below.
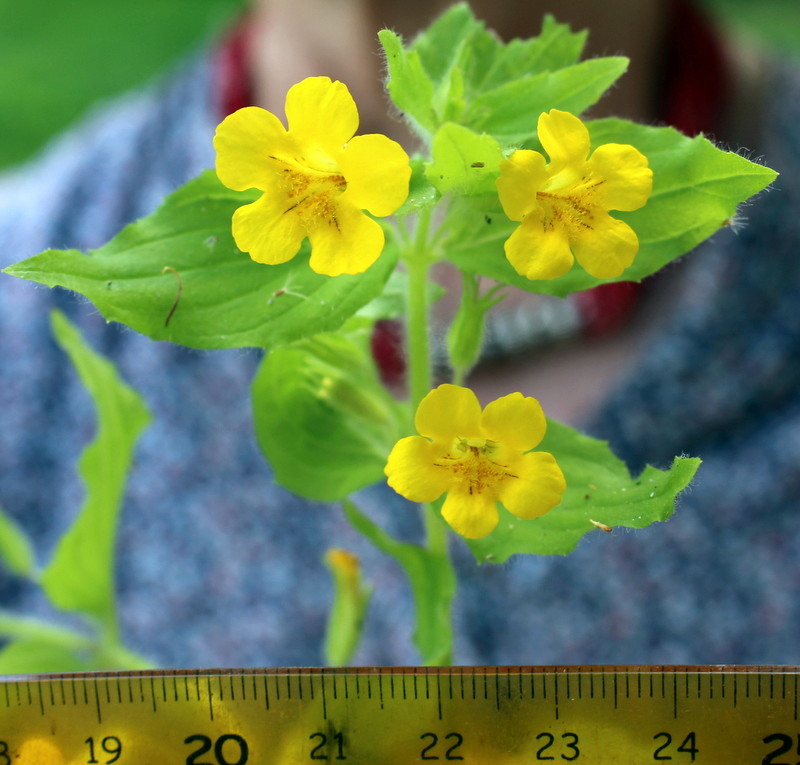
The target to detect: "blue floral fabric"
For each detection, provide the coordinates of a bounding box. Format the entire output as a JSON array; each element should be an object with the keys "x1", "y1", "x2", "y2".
[{"x1": 0, "y1": 51, "x2": 799, "y2": 668}]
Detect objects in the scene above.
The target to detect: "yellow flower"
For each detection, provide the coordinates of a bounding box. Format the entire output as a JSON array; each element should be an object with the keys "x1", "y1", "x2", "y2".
[
  {"x1": 214, "y1": 76, "x2": 411, "y2": 276},
  {"x1": 497, "y1": 109, "x2": 653, "y2": 280},
  {"x1": 385, "y1": 384, "x2": 566, "y2": 539}
]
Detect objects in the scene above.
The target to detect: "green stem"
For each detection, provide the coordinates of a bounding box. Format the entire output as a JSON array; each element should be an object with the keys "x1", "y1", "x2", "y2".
[{"x1": 404, "y1": 207, "x2": 435, "y2": 415}]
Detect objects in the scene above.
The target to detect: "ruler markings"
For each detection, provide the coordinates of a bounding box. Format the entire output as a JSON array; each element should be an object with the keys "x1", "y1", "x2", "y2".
[
  {"x1": 4, "y1": 667, "x2": 800, "y2": 762},
  {"x1": 553, "y1": 672, "x2": 560, "y2": 721},
  {"x1": 93, "y1": 678, "x2": 102, "y2": 724},
  {"x1": 672, "y1": 672, "x2": 678, "y2": 720}
]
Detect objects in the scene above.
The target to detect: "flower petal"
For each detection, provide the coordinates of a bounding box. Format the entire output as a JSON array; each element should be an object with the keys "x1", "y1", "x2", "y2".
[
  {"x1": 497, "y1": 150, "x2": 548, "y2": 221},
  {"x1": 285, "y1": 77, "x2": 359, "y2": 156},
  {"x1": 538, "y1": 110, "x2": 590, "y2": 171},
  {"x1": 497, "y1": 451, "x2": 566, "y2": 520},
  {"x1": 214, "y1": 106, "x2": 294, "y2": 191},
  {"x1": 232, "y1": 193, "x2": 306, "y2": 265},
  {"x1": 441, "y1": 488, "x2": 499, "y2": 539},
  {"x1": 588, "y1": 143, "x2": 653, "y2": 211},
  {"x1": 504, "y1": 217, "x2": 574, "y2": 280},
  {"x1": 415, "y1": 384, "x2": 482, "y2": 443},
  {"x1": 385, "y1": 436, "x2": 450, "y2": 502},
  {"x1": 337, "y1": 134, "x2": 411, "y2": 216},
  {"x1": 306, "y1": 201, "x2": 385, "y2": 276},
  {"x1": 480, "y1": 392, "x2": 546, "y2": 453},
  {"x1": 571, "y1": 213, "x2": 639, "y2": 278}
]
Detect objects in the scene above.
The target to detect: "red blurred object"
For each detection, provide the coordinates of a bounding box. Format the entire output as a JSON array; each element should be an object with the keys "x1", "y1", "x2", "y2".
[
  {"x1": 371, "y1": 319, "x2": 406, "y2": 387},
  {"x1": 214, "y1": 15, "x2": 257, "y2": 117}
]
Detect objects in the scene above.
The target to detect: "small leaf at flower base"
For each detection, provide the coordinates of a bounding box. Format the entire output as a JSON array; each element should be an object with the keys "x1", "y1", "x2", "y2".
[
  {"x1": 443, "y1": 121, "x2": 778, "y2": 296},
  {"x1": 4, "y1": 171, "x2": 398, "y2": 350},
  {"x1": 467, "y1": 419, "x2": 701, "y2": 562},
  {"x1": 425, "y1": 123, "x2": 504, "y2": 196},
  {"x1": 252, "y1": 332, "x2": 405, "y2": 502}
]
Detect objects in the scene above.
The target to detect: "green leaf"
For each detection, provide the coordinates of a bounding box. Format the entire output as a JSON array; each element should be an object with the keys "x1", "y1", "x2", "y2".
[
  {"x1": 467, "y1": 420, "x2": 701, "y2": 563},
  {"x1": 467, "y1": 57, "x2": 629, "y2": 146},
  {"x1": 379, "y1": 29, "x2": 438, "y2": 139},
  {"x1": 0, "y1": 611, "x2": 92, "y2": 650},
  {"x1": 380, "y1": 5, "x2": 614, "y2": 146},
  {"x1": 0, "y1": 507, "x2": 36, "y2": 579},
  {"x1": 39, "y1": 311, "x2": 151, "y2": 635},
  {"x1": 343, "y1": 500, "x2": 455, "y2": 666},
  {"x1": 252, "y1": 332, "x2": 404, "y2": 502},
  {"x1": 467, "y1": 15, "x2": 587, "y2": 90},
  {"x1": 425, "y1": 123, "x2": 504, "y2": 196},
  {"x1": 443, "y1": 120, "x2": 778, "y2": 297},
  {"x1": 0, "y1": 639, "x2": 90, "y2": 674},
  {"x1": 4, "y1": 171, "x2": 398, "y2": 350}
]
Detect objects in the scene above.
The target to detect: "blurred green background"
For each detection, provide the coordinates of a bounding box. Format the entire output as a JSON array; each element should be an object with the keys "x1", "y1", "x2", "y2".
[
  {"x1": 0, "y1": 0, "x2": 796, "y2": 170},
  {"x1": 0, "y1": 0, "x2": 246, "y2": 168}
]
